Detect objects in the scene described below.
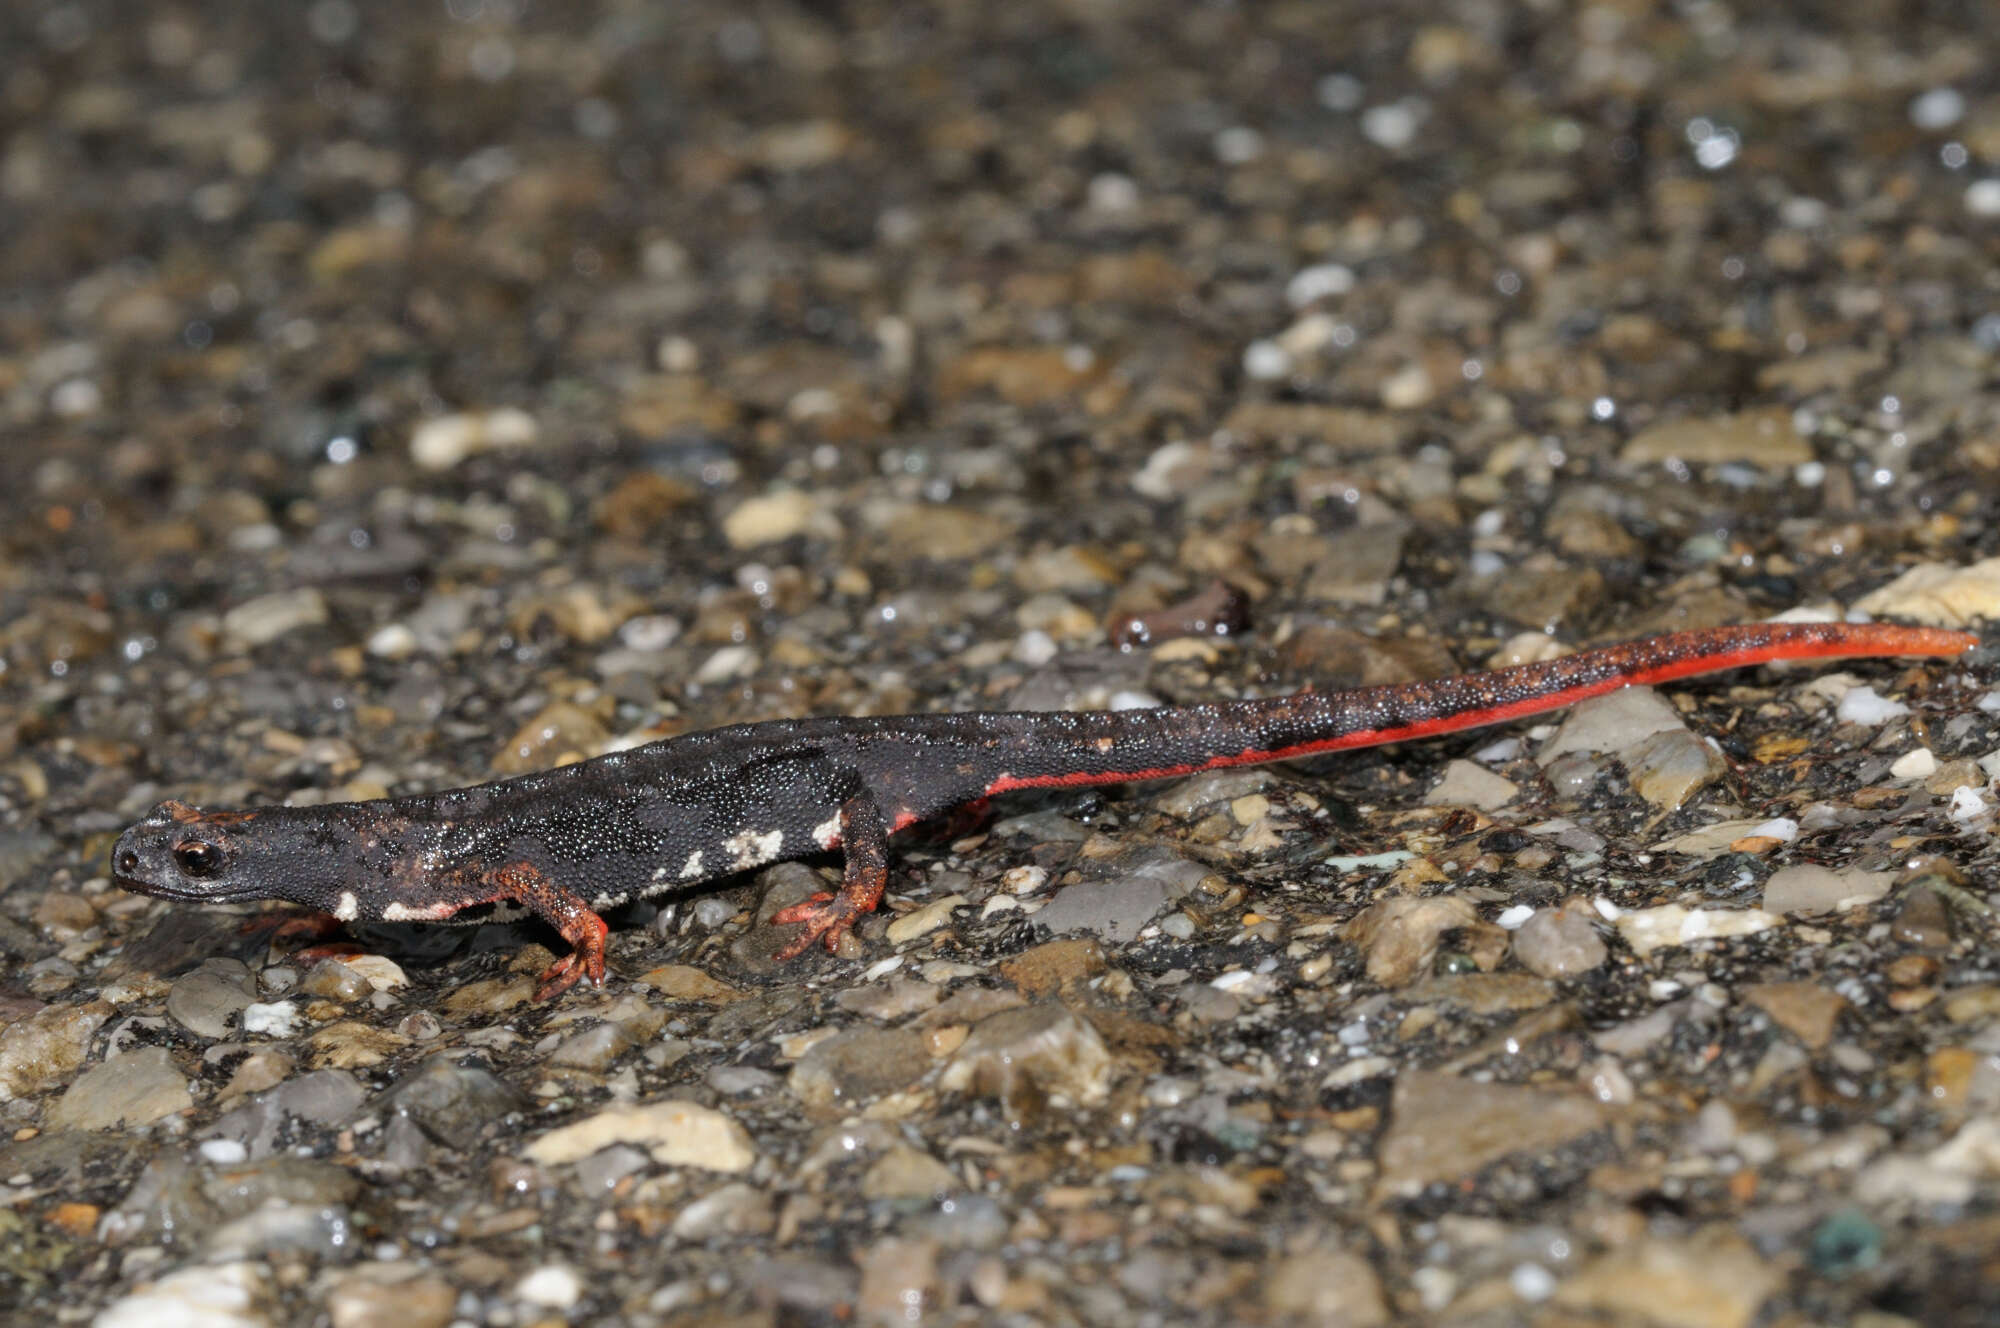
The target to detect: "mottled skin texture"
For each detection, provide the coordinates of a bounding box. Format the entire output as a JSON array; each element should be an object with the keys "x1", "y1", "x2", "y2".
[{"x1": 112, "y1": 622, "x2": 1976, "y2": 999}]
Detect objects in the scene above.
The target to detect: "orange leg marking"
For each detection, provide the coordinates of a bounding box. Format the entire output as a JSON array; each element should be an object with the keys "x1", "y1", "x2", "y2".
[
  {"x1": 772, "y1": 793, "x2": 891, "y2": 959},
  {"x1": 482, "y1": 861, "x2": 611, "y2": 1001}
]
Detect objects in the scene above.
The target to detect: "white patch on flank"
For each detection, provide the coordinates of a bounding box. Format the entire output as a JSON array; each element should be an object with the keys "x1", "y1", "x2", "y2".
[
  {"x1": 724, "y1": 827, "x2": 785, "y2": 871},
  {"x1": 811, "y1": 814, "x2": 842, "y2": 849},
  {"x1": 679, "y1": 850, "x2": 705, "y2": 879},
  {"x1": 332, "y1": 891, "x2": 360, "y2": 922},
  {"x1": 382, "y1": 901, "x2": 455, "y2": 923}
]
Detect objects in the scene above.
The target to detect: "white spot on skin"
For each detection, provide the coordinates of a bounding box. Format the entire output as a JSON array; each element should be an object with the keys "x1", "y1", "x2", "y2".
[
  {"x1": 811, "y1": 814, "x2": 841, "y2": 849},
  {"x1": 332, "y1": 891, "x2": 360, "y2": 922},
  {"x1": 382, "y1": 901, "x2": 457, "y2": 922},
  {"x1": 723, "y1": 828, "x2": 784, "y2": 871},
  {"x1": 679, "y1": 850, "x2": 705, "y2": 879}
]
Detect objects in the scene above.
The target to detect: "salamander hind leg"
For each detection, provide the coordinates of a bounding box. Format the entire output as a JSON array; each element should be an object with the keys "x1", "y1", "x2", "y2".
[
  {"x1": 479, "y1": 861, "x2": 610, "y2": 1001},
  {"x1": 772, "y1": 792, "x2": 890, "y2": 959}
]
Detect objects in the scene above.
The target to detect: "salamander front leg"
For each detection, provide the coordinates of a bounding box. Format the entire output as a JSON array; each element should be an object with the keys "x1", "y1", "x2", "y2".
[
  {"x1": 771, "y1": 793, "x2": 890, "y2": 959},
  {"x1": 483, "y1": 861, "x2": 610, "y2": 1001}
]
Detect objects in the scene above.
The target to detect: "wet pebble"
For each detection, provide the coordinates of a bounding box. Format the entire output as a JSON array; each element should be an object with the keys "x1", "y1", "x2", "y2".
[
  {"x1": 514, "y1": 1263, "x2": 583, "y2": 1312},
  {"x1": 834, "y1": 977, "x2": 942, "y2": 1021},
  {"x1": 672, "y1": 1181, "x2": 775, "y2": 1240},
  {"x1": 1263, "y1": 1247, "x2": 1388, "y2": 1325},
  {"x1": 1613, "y1": 903, "x2": 1779, "y2": 959},
  {"x1": 937, "y1": 1004, "x2": 1112, "y2": 1113},
  {"x1": 206, "y1": 1069, "x2": 366, "y2": 1159},
  {"x1": 376, "y1": 1055, "x2": 529, "y2": 1151},
  {"x1": 1619, "y1": 406, "x2": 1811, "y2": 467},
  {"x1": 856, "y1": 1238, "x2": 941, "y2": 1325},
  {"x1": 1625, "y1": 729, "x2": 1726, "y2": 810},
  {"x1": 1027, "y1": 875, "x2": 1174, "y2": 943},
  {"x1": 220, "y1": 589, "x2": 329, "y2": 648},
  {"x1": 409, "y1": 407, "x2": 538, "y2": 471},
  {"x1": 860, "y1": 1144, "x2": 960, "y2": 1201},
  {"x1": 1377, "y1": 1069, "x2": 1608, "y2": 1195},
  {"x1": 884, "y1": 893, "x2": 967, "y2": 944},
  {"x1": 46, "y1": 1047, "x2": 190, "y2": 1130},
  {"x1": 1762, "y1": 864, "x2": 1891, "y2": 916},
  {"x1": 0, "y1": 1000, "x2": 111, "y2": 1100},
  {"x1": 298, "y1": 958, "x2": 373, "y2": 1003},
  {"x1": 789, "y1": 1026, "x2": 929, "y2": 1113},
  {"x1": 525, "y1": 1099, "x2": 756, "y2": 1172},
  {"x1": 1853, "y1": 553, "x2": 2000, "y2": 625},
  {"x1": 1423, "y1": 759, "x2": 1519, "y2": 810},
  {"x1": 1552, "y1": 1229, "x2": 1782, "y2": 1328},
  {"x1": 1743, "y1": 981, "x2": 1847, "y2": 1050},
  {"x1": 324, "y1": 1266, "x2": 458, "y2": 1328},
  {"x1": 546, "y1": 1021, "x2": 635, "y2": 1072},
  {"x1": 94, "y1": 1261, "x2": 272, "y2": 1328},
  {"x1": 1345, "y1": 895, "x2": 1479, "y2": 987},
  {"x1": 1537, "y1": 686, "x2": 1687, "y2": 764},
  {"x1": 1511, "y1": 902, "x2": 1608, "y2": 978}
]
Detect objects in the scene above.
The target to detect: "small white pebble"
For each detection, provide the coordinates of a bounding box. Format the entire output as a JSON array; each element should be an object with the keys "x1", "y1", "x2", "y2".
[
  {"x1": 1592, "y1": 897, "x2": 1621, "y2": 921},
  {"x1": 1494, "y1": 904, "x2": 1537, "y2": 930},
  {"x1": 50, "y1": 378, "x2": 103, "y2": 417},
  {"x1": 1510, "y1": 1263, "x2": 1557, "y2": 1303},
  {"x1": 1411, "y1": 1266, "x2": 1457, "y2": 1313},
  {"x1": 516, "y1": 1264, "x2": 583, "y2": 1311},
  {"x1": 1286, "y1": 263, "x2": 1355, "y2": 308},
  {"x1": 1242, "y1": 339, "x2": 1292, "y2": 381},
  {"x1": 1889, "y1": 748, "x2": 1938, "y2": 780},
  {"x1": 1910, "y1": 87, "x2": 1966, "y2": 130},
  {"x1": 198, "y1": 1138, "x2": 248, "y2": 1164},
  {"x1": 1087, "y1": 172, "x2": 1139, "y2": 213},
  {"x1": 1108, "y1": 690, "x2": 1162, "y2": 711},
  {"x1": 1965, "y1": 179, "x2": 2000, "y2": 217},
  {"x1": 1361, "y1": 100, "x2": 1422, "y2": 150},
  {"x1": 1748, "y1": 817, "x2": 1799, "y2": 843},
  {"x1": 240, "y1": 1001, "x2": 299, "y2": 1037},
  {"x1": 1013, "y1": 630, "x2": 1058, "y2": 667},
  {"x1": 1002, "y1": 865, "x2": 1049, "y2": 895},
  {"x1": 980, "y1": 894, "x2": 1019, "y2": 919},
  {"x1": 618, "y1": 614, "x2": 682, "y2": 652},
  {"x1": 861, "y1": 955, "x2": 904, "y2": 981},
  {"x1": 1213, "y1": 125, "x2": 1264, "y2": 164},
  {"x1": 1977, "y1": 690, "x2": 2000, "y2": 714},
  {"x1": 1950, "y1": 785, "x2": 1988, "y2": 822},
  {"x1": 1649, "y1": 978, "x2": 1683, "y2": 1001},
  {"x1": 693, "y1": 644, "x2": 758, "y2": 684},
  {"x1": 365, "y1": 623, "x2": 418, "y2": 659},
  {"x1": 1837, "y1": 685, "x2": 1911, "y2": 726}
]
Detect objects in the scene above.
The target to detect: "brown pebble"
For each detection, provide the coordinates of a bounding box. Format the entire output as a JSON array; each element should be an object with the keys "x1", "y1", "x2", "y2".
[
  {"x1": 1885, "y1": 954, "x2": 1940, "y2": 987},
  {"x1": 998, "y1": 937, "x2": 1108, "y2": 997},
  {"x1": 1892, "y1": 884, "x2": 1954, "y2": 951},
  {"x1": 45, "y1": 1201, "x2": 100, "y2": 1237},
  {"x1": 1927, "y1": 1047, "x2": 1979, "y2": 1113}
]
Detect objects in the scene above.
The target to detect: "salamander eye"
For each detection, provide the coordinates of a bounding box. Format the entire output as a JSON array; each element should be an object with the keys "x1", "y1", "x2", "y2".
[
  {"x1": 116, "y1": 849, "x2": 139, "y2": 874},
  {"x1": 173, "y1": 839, "x2": 224, "y2": 878}
]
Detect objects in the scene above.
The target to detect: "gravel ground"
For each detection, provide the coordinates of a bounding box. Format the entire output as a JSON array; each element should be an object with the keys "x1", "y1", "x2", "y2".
[{"x1": 3, "y1": 2, "x2": 2000, "y2": 1325}]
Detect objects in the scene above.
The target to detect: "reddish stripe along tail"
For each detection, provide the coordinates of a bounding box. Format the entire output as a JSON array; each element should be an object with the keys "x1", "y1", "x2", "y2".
[{"x1": 983, "y1": 621, "x2": 1978, "y2": 793}]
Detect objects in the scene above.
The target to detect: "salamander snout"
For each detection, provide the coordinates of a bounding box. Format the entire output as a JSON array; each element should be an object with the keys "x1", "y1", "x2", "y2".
[{"x1": 111, "y1": 801, "x2": 255, "y2": 901}]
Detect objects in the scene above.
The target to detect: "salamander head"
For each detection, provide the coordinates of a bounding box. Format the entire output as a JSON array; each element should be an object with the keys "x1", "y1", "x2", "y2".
[{"x1": 112, "y1": 799, "x2": 357, "y2": 907}]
